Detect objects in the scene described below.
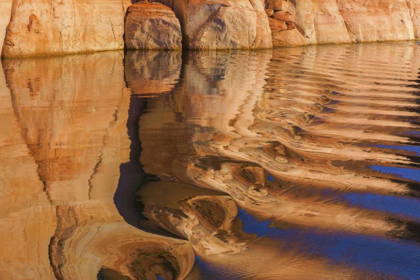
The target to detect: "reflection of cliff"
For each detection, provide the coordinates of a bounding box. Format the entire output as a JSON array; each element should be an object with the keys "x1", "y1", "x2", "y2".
[
  {"x1": 1, "y1": 43, "x2": 420, "y2": 280},
  {"x1": 0, "y1": 57, "x2": 55, "y2": 280},
  {"x1": 0, "y1": 52, "x2": 194, "y2": 280},
  {"x1": 137, "y1": 44, "x2": 420, "y2": 279}
]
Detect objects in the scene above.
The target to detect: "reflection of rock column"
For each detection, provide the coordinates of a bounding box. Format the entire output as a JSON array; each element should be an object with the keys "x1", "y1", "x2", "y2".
[
  {"x1": 125, "y1": 50, "x2": 182, "y2": 96},
  {"x1": 137, "y1": 50, "x2": 367, "y2": 278},
  {"x1": 115, "y1": 50, "x2": 182, "y2": 228},
  {"x1": 1, "y1": 52, "x2": 194, "y2": 279},
  {"x1": 0, "y1": 53, "x2": 56, "y2": 280},
  {"x1": 138, "y1": 51, "x2": 273, "y2": 256}
]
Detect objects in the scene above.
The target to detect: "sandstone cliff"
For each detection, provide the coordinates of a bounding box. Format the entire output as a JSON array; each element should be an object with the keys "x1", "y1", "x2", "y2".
[{"x1": 2, "y1": 0, "x2": 420, "y2": 56}]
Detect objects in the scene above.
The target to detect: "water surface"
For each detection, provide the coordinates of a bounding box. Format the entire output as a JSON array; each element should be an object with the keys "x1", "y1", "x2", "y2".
[{"x1": 0, "y1": 42, "x2": 420, "y2": 280}]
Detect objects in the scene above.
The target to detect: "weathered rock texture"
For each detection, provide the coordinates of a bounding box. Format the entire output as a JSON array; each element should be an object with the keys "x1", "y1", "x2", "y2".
[
  {"x1": 1, "y1": 0, "x2": 131, "y2": 58},
  {"x1": 172, "y1": 0, "x2": 273, "y2": 50},
  {"x1": 125, "y1": 1, "x2": 182, "y2": 50}
]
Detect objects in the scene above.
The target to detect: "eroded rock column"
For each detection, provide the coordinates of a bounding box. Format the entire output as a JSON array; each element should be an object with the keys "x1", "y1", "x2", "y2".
[{"x1": 125, "y1": 1, "x2": 182, "y2": 50}]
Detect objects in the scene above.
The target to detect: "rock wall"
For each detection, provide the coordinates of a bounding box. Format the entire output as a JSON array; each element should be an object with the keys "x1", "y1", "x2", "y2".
[{"x1": 2, "y1": 1, "x2": 420, "y2": 60}]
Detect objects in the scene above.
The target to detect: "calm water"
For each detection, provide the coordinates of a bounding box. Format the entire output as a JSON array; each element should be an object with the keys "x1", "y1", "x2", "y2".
[{"x1": 1, "y1": 42, "x2": 420, "y2": 280}]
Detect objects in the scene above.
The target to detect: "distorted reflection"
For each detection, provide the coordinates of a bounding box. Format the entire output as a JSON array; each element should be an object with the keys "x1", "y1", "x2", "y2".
[{"x1": 0, "y1": 42, "x2": 419, "y2": 280}]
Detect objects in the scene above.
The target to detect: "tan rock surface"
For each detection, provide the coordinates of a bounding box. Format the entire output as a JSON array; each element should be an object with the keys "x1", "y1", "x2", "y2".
[
  {"x1": 0, "y1": 0, "x2": 12, "y2": 55},
  {"x1": 338, "y1": 0, "x2": 415, "y2": 43},
  {"x1": 125, "y1": 1, "x2": 182, "y2": 50}
]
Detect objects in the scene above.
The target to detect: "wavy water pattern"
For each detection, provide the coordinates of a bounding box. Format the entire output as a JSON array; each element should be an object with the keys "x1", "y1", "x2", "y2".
[{"x1": 0, "y1": 42, "x2": 419, "y2": 279}]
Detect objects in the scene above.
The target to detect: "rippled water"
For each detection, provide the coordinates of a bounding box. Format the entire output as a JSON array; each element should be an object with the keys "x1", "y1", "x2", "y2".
[{"x1": 1, "y1": 42, "x2": 420, "y2": 280}]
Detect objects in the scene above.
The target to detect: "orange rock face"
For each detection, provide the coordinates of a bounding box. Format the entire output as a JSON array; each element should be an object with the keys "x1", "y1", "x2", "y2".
[{"x1": 1, "y1": 0, "x2": 131, "y2": 58}]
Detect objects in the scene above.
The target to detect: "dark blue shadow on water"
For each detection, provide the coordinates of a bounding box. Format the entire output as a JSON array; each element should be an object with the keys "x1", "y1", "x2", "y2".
[
  {"x1": 371, "y1": 165, "x2": 420, "y2": 183},
  {"x1": 237, "y1": 209, "x2": 420, "y2": 279},
  {"x1": 237, "y1": 208, "x2": 271, "y2": 237},
  {"x1": 375, "y1": 144, "x2": 420, "y2": 156},
  {"x1": 341, "y1": 192, "x2": 420, "y2": 222}
]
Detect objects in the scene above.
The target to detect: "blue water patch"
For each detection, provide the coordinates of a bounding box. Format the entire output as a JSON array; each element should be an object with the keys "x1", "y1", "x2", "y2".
[
  {"x1": 238, "y1": 208, "x2": 271, "y2": 237},
  {"x1": 342, "y1": 192, "x2": 420, "y2": 221},
  {"x1": 371, "y1": 165, "x2": 420, "y2": 182},
  {"x1": 304, "y1": 232, "x2": 420, "y2": 279},
  {"x1": 375, "y1": 144, "x2": 420, "y2": 156}
]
